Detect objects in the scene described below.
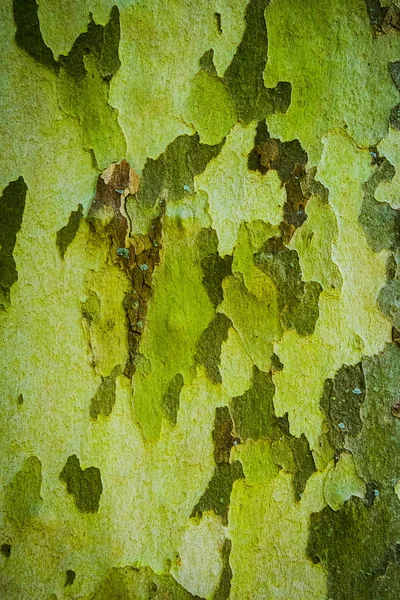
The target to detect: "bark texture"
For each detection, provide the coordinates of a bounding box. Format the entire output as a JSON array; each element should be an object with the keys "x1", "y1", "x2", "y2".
[{"x1": 1, "y1": 0, "x2": 400, "y2": 598}]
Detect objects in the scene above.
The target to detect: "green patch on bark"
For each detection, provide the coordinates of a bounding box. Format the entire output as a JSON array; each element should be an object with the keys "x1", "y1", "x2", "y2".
[
  {"x1": 59, "y1": 7, "x2": 121, "y2": 81},
  {"x1": 60, "y1": 455, "x2": 102, "y2": 513},
  {"x1": 349, "y1": 344, "x2": 400, "y2": 488},
  {"x1": 137, "y1": 134, "x2": 225, "y2": 208},
  {"x1": 359, "y1": 158, "x2": 399, "y2": 253},
  {"x1": 5, "y1": 456, "x2": 43, "y2": 523},
  {"x1": 197, "y1": 228, "x2": 233, "y2": 308},
  {"x1": 191, "y1": 407, "x2": 244, "y2": 524},
  {"x1": 319, "y1": 362, "x2": 366, "y2": 452},
  {"x1": 232, "y1": 367, "x2": 315, "y2": 500},
  {"x1": 162, "y1": 373, "x2": 184, "y2": 426},
  {"x1": 254, "y1": 237, "x2": 322, "y2": 336},
  {"x1": 56, "y1": 204, "x2": 83, "y2": 259},
  {"x1": 92, "y1": 566, "x2": 202, "y2": 600},
  {"x1": 195, "y1": 313, "x2": 231, "y2": 384},
  {"x1": 191, "y1": 462, "x2": 244, "y2": 525},
  {"x1": 188, "y1": 51, "x2": 237, "y2": 146},
  {"x1": 13, "y1": 0, "x2": 58, "y2": 71},
  {"x1": 307, "y1": 490, "x2": 400, "y2": 600},
  {"x1": 248, "y1": 120, "x2": 308, "y2": 184},
  {"x1": 212, "y1": 539, "x2": 233, "y2": 600},
  {"x1": 231, "y1": 367, "x2": 277, "y2": 442},
  {"x1": 378, "y1": 280, "x2": 400, "y2": 329},
  {"x1": 223, "y1": 0, "x2": 290, "y2": 123},
  {"x1": 90, "y1": 367, "x2": 119, "y2": 420},
  {"x1": 0, "y1": 177, "x2": 27, "y2": 309},
  {"x1": 213, "y1": 406, "x2": 237, "y2": 465}
]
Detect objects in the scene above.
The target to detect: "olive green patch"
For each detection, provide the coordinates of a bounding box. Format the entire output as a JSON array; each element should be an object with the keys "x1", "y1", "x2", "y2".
[
  {"x1": 13, "y1": 0, "x2": 120, "y2": 82},
  {"x1": 232, "y1": 367, "x2": 315, "y2": 499},
  {"x1": 13, "y1": 0, "x2": 58, "y2": 72},
  {"x1": 197, "y1": 228, "x2": 233, "y2": 308},
  {"x1": 389, "y1": 60, "x2": 400, "y2": 90},
  {"x1": 0, "y1": 544, "x2": 11, "y2": 558},
  {"x1": 92, "y1": 566, "x2": 203, "y2": 600},
  {"x1": 195, "y1": 313, "x2": 232, "y2": 384},
  {"x1": 137, "y1": 134, "x2": 225, "y2": 208},
  {"x1": 248, "y1": 120, "x2": 308, "y2": 184},
  {"x1": 191, "y1": 462, "x2": 244, "y2": 525},
  {"x1": 5, "y1": 456, "x2": 43, "y2": 523},
  {"x1": 56, "y1": 204, "x2": 84, "y2": 259},
  {"x1": 212, "y1": 539, "x2": 232, "y2": 600},
  {"x1": 60, "y1": 455, "x2": 102, "y2": 513},
  {"x1": 307, "y1": 490, "x2": 400, "y2": 600},
  {"x1": 223, "y1": 0, "x2": 291, "y2": 123},
  {"x1": 59, "y1": 7, "x2": 121, "y2": 81},
  {"x1": 319, "y1": 362, "x2": 366, "y2": 452},
  {"x1": 191, "y1": 407, "x2": 244, "y2": 525},
  {"x1": 162, "y1": 373, "x2": 184, "y2": 426},
  {"x1": 379, "y1": 280, "x2": 400, "y2": 329},
  {"x1": 349, "y1": 343, "x2": 400, "y2": 488},
  {"x1": 254, "y1": 236, "x2": 322, "y2": 336},
  {"x1": 90, "y1": 366, "x2": 120, "y2": 420},
  {"x1": 0, "y1": 177, "x2": 27, "y2": 309},
  {"x1": 248, "y1": 120, "x2": 316, "y2": 243},
  {"x1": 213, "y1": 406, "x2": 238, "y2": 465},
  {"x1": 359, "y1": 158, "x2": 399, "y2": 252},
  {"x1": 65, "y1": 570, "x2": 76, "y2": 587},
  {"x1": 231, "y1": 367, "x2": 277, "y2": 442},
  {"x1": 188, "y1": 51, "x2": 237, "y2": 145}
]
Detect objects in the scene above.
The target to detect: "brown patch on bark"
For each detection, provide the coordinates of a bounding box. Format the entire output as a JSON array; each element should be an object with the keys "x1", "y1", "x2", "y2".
[{"x1": 88, "y1": 160, "x2": 163, "y2": 377}]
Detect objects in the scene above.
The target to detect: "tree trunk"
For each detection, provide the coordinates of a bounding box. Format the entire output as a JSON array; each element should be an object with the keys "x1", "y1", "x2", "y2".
[{"x1": 1, "y1": 0, "x2": 400, "y2": 598}]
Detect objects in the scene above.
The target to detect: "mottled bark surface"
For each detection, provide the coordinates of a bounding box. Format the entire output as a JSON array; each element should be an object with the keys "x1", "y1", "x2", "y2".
[{"x1": 1, "y1": 0, "x2": 400, "y2": 598}]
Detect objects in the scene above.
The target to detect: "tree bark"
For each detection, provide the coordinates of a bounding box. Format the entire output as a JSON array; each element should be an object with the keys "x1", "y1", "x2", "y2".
[{"x1": 1, "y1": 0, "x2": 400, "y2": 598}]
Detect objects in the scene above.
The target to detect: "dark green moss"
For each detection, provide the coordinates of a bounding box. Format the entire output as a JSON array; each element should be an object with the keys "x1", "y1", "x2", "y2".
[
  {"x1": 60, "y1": 455, "x2": 102, "y2": 513},
  {"x1": 212, "y1": 539, "x2": 232, "y2": 600},
  {"x1": 0, "y1": 544, "x2": 11, "y2": 558},
  {"x1": 137, "y1": 134, "x2": 225, "y2": 208},
  {"x1": 359, "y1": 158, "x2": 399, "y2": 253},
  {"x1": 0, "y1": 177, "x2": 27, "y2": 309},
  {"x1": 223, "y1": 0, "x2": 290, "y2": 122},
  {"x1": 91, "y1": 566, "x2": 203, "y2": 600},
  {"x1": 194, "y1": 313, "x2": 231, "y2": 384},
  {"x1": 90, "y1": 367, "x2": 119, "y2": 420},
  {"x1": 191, "y1": 461, "x2": 244, "y2": 525},
  {"x1": 13, "y1": 0, "x2": 58, "y2": 71},
  {"x1": 5, "y1": 456, "x2": 43, "y2": 523},
  {"x1": 56, "y1": 204, "x2": 83, "y2": 259},
  {"x1": 162, "y1": 373, "x2": 184, "y2": 426},
  {"x1": 254, "y1": 237, "x2": 321, "y2": 335}
]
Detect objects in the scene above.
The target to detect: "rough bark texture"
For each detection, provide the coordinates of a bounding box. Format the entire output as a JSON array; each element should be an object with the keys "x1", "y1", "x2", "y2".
[{"x1": 1, "y1": 0, "x2": 400, "y2": 598}]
